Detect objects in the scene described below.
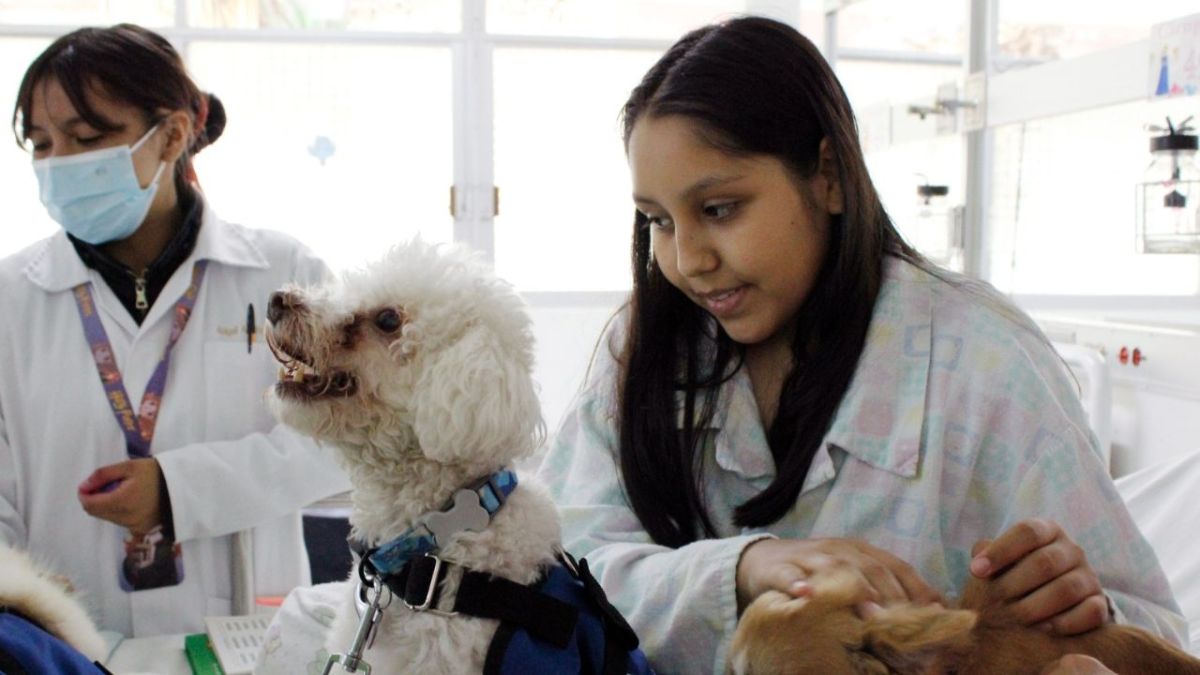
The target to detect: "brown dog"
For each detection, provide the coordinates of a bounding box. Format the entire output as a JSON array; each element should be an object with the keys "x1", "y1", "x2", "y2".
[{"x1": 728, "y1": 569, "x2": 1198, "y2": 675}]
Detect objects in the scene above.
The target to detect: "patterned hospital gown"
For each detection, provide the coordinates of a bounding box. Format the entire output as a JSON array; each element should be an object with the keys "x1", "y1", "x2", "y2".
[{"x1": 537, "y1": 256, "x2": 1186, "y2": 674}]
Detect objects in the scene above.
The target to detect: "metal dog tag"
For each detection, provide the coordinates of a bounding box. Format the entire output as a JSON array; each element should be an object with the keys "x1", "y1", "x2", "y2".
[
  {"x1": 323, "y1": 576, "x2": 385, "y2": 674},
  {"x1": 424, "y1": 488, "x2": 490, "y2": 545}
]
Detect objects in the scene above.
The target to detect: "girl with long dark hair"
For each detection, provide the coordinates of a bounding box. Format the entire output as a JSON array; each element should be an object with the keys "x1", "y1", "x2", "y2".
[{"x1": 538, "y1": 16, "x2": 1183, "y2": 672}]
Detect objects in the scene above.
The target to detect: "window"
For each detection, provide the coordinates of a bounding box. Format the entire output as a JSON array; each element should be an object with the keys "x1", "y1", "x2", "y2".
[
  {"x1": 831, "y1": 0, "x2": 966, "y2": 270},
  {"x1": 0, "y1": 38, "x2": 55, "y2": 258},
  {"x1": 987, "y1": 97, "x2": 1200, "y2": 296},
  {"x1": 0, "y1": 1, "x2": 171, "y2": 27},
  {"x1": 836, "y1": 0, "x2": 964, "y2": 55},
  {"x1": 866, "y1": 134, "x2": 965, "y2": 268},
  {"x1": 188, "y1": 0, "x2": 460, "y2": 32},
  {"x1": 996, "y1": 0, "x2": 1200, "y2": 70},
  {"x1": 836, "y1": 60, "x2": 962, "y2": 121},
  {"x1": 188, "y1": 41, "x2": 454, "y2": 273},
  {"x1": 488, "y1": 0, "x2": 753, "y2": 40},
  {"x1": 492, "y1": 47, "x2": 659, "y2": 292}
]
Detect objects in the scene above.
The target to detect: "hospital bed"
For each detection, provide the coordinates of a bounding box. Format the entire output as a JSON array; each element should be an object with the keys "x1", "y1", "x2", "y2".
[
  {"x1": 1115, "y1": 448, "x2": 1200, "y2": 650},
  {"x1": 1052, "y1": 341, "x2": 1113, "y2": 472}
]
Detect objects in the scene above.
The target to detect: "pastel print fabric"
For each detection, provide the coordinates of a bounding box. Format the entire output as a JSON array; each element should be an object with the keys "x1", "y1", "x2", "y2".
[{"x1": 537, "y1": 257, "x2": 1186, "y2": 674}]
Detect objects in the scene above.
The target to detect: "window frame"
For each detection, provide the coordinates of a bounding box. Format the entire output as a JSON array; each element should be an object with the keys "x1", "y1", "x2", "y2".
[
  {"x1": 825, "y1": 0, "x2": 1200, "y2": 310},
  {"x1": 0, "y1": 0, "x2": 797, "y2": 308}
]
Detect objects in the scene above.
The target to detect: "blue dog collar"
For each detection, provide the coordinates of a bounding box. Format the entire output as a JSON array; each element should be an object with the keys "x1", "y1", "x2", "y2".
[{"x1": 365, "y1": 468, "x2": 518, "y2": 576}]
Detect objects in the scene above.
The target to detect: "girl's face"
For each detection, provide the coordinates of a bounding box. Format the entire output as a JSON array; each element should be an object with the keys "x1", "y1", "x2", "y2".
[
  {"x1": 628, "y1": 114, "x2": 838, "y2": 352},
  {"x1": 25, "y1": 77, "x2": 171, "y2": 189}
]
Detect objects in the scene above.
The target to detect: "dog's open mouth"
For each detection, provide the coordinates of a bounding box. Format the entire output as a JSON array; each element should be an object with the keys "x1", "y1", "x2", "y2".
[{"x1": 266, "y1": 330, "x2": 358, "y2": 400}]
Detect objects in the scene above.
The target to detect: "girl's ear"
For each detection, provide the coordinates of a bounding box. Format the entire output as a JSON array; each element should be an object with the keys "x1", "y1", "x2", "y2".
[
  {"x1": 159, "y1": 109, "x2": 193, "y2": 164},
  {"x1": 816, "y1": 137, "x2": 845, "y2": 215}
]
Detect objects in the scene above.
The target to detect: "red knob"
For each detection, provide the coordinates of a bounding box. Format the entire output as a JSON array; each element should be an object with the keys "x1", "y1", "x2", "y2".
[
  {"x1": 1118, "y1": 346, "x2": 1129, "y2": 364},
  {"x1": 1132, "y1": 348, "x2": 1144, "y2": 366}
]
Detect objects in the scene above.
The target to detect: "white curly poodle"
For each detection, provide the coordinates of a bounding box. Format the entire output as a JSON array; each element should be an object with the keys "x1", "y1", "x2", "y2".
[
  {"x1": 265, "y1": 240, "x2": 561, "y2": 674},
  {"x1": 0, "y1": 544, "x2": 108, "y2": 663}
]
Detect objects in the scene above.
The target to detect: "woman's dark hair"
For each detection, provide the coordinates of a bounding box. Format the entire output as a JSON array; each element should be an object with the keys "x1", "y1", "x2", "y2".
[
  {"x1": 617, "y1": 15, "x2": 922, "y2": 547},
  {"x1": 12, "y1": 23, "x2": 226, "y2": 193}
]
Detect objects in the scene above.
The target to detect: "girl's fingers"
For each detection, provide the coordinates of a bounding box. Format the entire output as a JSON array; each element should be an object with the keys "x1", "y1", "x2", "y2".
[
  {"x1": 1008, "y1": 566, "x2": 1103, "y2": 626},
  {"x1": 859, "y1": 561, "x2": 908, "y2": 605},
  {"x1": 854, "y1": 540, "x2": 945, "y2": 605},
  {"x1": 972, "y1": 519, "x2": 1061, "y2": 578},
  {"x1": 991, "y1": 540, "x2": 1086, "y2": 603},
  {"x1": 1042, "y1": 594, "x2": 1110, "y2": 636}
]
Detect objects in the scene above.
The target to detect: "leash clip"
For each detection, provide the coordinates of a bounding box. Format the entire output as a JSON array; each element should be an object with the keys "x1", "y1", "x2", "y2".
[{"x1": 323, "y1": 573, "x2": 387, "y2": 674}]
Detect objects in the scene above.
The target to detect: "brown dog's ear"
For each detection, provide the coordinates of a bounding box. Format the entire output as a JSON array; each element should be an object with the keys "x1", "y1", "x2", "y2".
[
  {"x1": 846, "y1": 651, "x2": 892, "y2": 675},
  {"x1": 863, "y1": 604, "x2": 977, "y2": 675}
]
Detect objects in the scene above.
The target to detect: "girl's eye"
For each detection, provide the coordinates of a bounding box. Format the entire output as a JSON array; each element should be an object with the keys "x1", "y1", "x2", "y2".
[
  {"x1": 374, "y1": 308, "x2": 404, "y2": 333},
  {"x1": 703, "y1": 202, "x2": 737, "y2": 219},
  {"x1": 644, "y1": 214, "x2": 674, "y2": 230},
  {"x1": 76, "y1": 135, "x2": 103, "y2": 146}
]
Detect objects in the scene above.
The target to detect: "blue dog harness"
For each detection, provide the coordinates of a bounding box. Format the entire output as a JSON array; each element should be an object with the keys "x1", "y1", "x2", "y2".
[
  {"x1": 0, "y1": 609, "x2": 113, "y2": 675},
  {"x1": 481, "y1": 552, "x2": 655, "y2": 675},
  {"x1": 337, "y1": 468, "x2": 654, "y2": 675}
]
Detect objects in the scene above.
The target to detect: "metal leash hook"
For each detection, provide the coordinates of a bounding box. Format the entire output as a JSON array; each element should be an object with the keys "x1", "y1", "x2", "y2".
[{"x1": 323, "y1": 574, "x2": 386, "y2": 674}]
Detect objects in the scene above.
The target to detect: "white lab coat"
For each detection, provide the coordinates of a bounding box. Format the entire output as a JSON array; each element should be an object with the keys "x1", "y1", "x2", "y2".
[{"x1": 0, "y1": 202, "x2": 350, "y2": 637}]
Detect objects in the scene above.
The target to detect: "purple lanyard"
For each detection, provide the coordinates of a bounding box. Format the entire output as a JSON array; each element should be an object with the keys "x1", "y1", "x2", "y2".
[{"x1": 72, "y1": 261, "x2": 208, "y2": 458}]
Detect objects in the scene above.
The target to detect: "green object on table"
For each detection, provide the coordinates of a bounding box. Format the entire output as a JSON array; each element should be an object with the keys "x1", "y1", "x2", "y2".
[{"x1": 184, "y1": 633, "x2": 225, "y2": 675}]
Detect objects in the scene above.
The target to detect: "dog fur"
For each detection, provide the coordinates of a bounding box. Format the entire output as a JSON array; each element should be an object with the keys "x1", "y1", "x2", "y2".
[
  {"x1": 266, "y1": 240, "x2": 560, "y2": 674},
  {"x1": 728, "y1": 569, "x2": 1200, "y2": 675},
  {"x1": 0, "y1": 543, "x2": 107, "y2": 662}
]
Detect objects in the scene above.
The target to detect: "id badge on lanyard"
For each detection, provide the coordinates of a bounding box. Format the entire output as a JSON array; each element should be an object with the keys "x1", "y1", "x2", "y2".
[{"x1": 73, "y1": 261, "x2": 207, "y2": 592}]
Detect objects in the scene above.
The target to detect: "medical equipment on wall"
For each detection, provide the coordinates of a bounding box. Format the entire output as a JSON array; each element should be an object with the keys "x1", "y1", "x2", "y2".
[
  {"x1": 911, "y1": 176, "x2": 963, "y2": 267},
  {"x1": 1037, "y1": 315, "x2": 1200, "y2": 478},
  {"x1": 1136, "y1": 116, "x2": 1200, "y2": 254}
]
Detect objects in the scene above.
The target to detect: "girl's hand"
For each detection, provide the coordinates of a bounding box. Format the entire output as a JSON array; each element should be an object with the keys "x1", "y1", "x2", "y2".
[
  {"x1": 77, "y1": 458, "x2": 164, "y2": 537},
  {"x1": 970, "y1": 518, "x2": 1108, "y2": 635},
  {"x1": 735, "y1": 537, "x2": 943, "y2": 614}
]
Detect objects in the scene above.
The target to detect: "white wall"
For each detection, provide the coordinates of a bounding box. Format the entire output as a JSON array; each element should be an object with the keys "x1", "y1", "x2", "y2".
[
  {"x1": 527, "y1": 300, "x2": 623, "y2": 445},
  {"x1": 1036, "y1": 315, "x2": 1200, "y2": 477}
]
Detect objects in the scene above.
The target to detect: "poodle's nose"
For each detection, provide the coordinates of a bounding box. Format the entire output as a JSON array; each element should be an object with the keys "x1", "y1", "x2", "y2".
[{"x1": 267, "y1": 291, "x2": 302, "y2": 323}]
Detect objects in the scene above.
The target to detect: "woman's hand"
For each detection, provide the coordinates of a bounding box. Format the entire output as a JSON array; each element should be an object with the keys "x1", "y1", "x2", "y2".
[
  {"x1": 970, "y1": 518, "x2": 1108, "y2": 635},
  {"x1": 77, "y1": 457, "x2": 164, "y2": 537},
  {"x1": 735, "y1": 537, "x2": 943, "y2": 614}
]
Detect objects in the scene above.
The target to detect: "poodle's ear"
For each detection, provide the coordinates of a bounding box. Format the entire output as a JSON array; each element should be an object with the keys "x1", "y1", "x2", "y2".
[
  {"x1": 412, "y1": 325, "x2": 542, "y2": 466},
  {"x1": 863, "y1": 604, "x2": 976, "y2": 675}
]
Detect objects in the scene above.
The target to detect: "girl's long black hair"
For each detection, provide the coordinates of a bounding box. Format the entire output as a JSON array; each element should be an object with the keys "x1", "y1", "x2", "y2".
[{"x1": 617, "y1": 16, "x2": 923, "y2": 548}]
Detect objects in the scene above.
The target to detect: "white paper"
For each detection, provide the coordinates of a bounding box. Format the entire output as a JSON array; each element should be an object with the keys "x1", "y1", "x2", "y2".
[{"x1": 203, "y1": 614, "x2": 272, "y2": 675}]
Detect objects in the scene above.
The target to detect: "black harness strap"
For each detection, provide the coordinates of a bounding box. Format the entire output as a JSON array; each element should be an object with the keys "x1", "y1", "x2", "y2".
[
  {"x1": 454, "y1": 569, "x2": 579, "y2": 648},
  {"x1": 569, "y1": 554, "x2": 640, "y2": 675},
  {"x1": 0, "y1": 647, "x2": 28, "y2": 675},
  {"x1": 363, "y1": 549, "x2": 643, "y2": 674},
  {"x1": 393, "y1": 554, "x2": 580, "y2": 649}
]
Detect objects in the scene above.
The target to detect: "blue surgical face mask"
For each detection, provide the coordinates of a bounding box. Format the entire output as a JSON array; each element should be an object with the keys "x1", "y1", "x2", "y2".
[{"x1": 32, "y1": 124, "x2": 168, "y2": 245}]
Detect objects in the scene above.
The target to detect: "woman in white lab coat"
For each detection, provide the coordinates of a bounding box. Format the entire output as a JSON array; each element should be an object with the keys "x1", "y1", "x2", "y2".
[{"x1": 0, "y1": 23, "x2": 349, "y2": 637}]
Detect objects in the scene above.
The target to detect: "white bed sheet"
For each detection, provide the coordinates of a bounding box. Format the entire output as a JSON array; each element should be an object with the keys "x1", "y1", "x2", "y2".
[{"x1": 1115, "y1": 448, "x2": 1200, "y2": 654}]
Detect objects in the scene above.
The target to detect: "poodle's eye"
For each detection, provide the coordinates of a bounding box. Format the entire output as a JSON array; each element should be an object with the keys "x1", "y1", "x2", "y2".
[{"x1": 374, "y1": 308, "x2": 404, "y2": 333}]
